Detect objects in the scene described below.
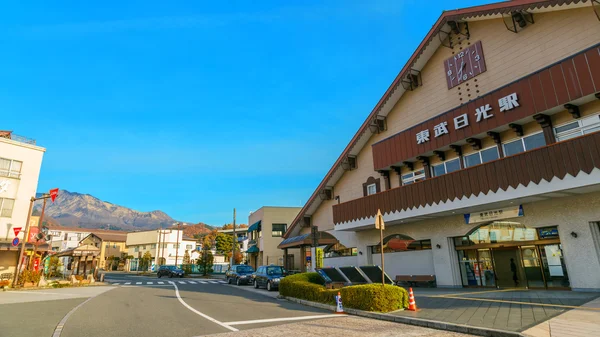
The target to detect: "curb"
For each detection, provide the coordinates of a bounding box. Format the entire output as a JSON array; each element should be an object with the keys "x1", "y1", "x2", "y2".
[{"x1": 282, "y1": 296, "x2": 524, "y2": 337}]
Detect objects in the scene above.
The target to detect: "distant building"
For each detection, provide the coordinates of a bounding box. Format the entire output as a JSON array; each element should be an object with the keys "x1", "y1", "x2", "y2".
[
  {"x1": 126, "y1": 229, "x2": 197, "y2": 271},
  {"x1": 247, "y1": 206, "x2": 301, "y2": 271},
  {"x1": 80, "y1": 232, "x2": 128, "y2": 270},
  {"x1": 0, "y1": 131, "x2": 45, "y2": 276}
]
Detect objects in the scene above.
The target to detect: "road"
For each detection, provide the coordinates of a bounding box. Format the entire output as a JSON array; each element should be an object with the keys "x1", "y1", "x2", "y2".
[{"x1": 0, "y1": 272, "x2": 472, "y2": 337}]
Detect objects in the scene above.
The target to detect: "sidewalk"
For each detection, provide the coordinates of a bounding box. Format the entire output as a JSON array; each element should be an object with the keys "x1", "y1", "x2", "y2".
[
  {"x1": 522, "y1": 296, "x2": 600, "y2": 337},
  {"x1": 391, "y1": 288, "x2": 600, "y2": 335}
]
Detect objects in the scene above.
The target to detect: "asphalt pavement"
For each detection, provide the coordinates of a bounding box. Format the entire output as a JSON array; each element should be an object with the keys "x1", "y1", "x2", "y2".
[{"x1": 0, "y1": 272, "x2": 474, "y2": 337}]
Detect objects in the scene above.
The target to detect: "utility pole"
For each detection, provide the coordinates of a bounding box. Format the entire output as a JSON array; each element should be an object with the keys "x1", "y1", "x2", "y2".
[
  {"x1": 13, "y1": 193, "x2": 53, "y2": 286},
  {"x1": 175, "y1": 223, "x2": 181, "y2": 267},
  {"x1": 231, "y1": 208, "x2": 236, "y2": 267},
  {"x1": 30, "y1": 196, "x2": 48, "y2": 270},
  {"x1": 156, "y1": 227, "x2": 162, "y2": 267}
]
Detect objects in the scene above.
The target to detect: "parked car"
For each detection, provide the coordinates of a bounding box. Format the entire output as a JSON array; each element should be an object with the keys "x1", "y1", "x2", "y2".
[
  {"x1": 225, "y1": 265, "x2": 255, "y2": 285},
  {"x1": 253, "y1": 265, "x2": 287, "y2": 291},
  {"x1": 157, "y1": 265, "x2": 184, "y2": 278}
]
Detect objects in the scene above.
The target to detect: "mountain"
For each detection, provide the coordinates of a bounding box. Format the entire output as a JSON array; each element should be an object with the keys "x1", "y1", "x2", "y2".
[{"x1": 34, "y1": 189, "x2": 188, "y2": 231}]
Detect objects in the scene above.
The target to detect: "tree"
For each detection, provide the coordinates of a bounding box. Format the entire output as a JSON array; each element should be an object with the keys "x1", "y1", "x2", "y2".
[
  {"x1": 222, "y1": 223, "x2": 248, "y2": 230},
  {"x1": 183, "y1": 250, "x2": 191, "y2": 264},
  {"x1": 215, "y1": 233, "x2": 233, "y2": 254},
  {"x1": 46, "y1": 256, "x2": 62, "y2": 277},
  {"x1": 227, "y1": 251, "x2": 243, "y2": 265},
  {"x1": 139, "y1": 251, "x2": 152, "y2": 272},
  {"x1": 197, "y1": 235, "x2": 214, "y2": 276}
]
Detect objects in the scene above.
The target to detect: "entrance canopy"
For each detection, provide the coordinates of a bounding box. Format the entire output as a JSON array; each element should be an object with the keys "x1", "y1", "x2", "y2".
[
  {"x1": 246, "y1": 245, "x2": 259, "y2": 254},
  {"x1": 278, "y1": 232, "x2": 338, "y2": 249},
  {"x1": 56, "y1": 244, "x2": 100, "y2": 257}
]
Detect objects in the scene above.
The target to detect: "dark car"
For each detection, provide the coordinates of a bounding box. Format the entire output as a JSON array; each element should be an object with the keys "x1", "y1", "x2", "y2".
[
  {"x1": 225, "y1": 265, "x2": 255, "y2": 285},
  {"x1": 253, "y1": 265, "x2": 287, "y2": 291},
  {"x1": 157, "y1": 265, "x2": 184, "y2": 278}
]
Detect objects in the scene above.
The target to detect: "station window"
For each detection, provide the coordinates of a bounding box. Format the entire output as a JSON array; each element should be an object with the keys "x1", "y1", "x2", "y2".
[
  {"x1": 324, "y1": 243, "x2": 357, "y2": 258},
  {"x1": 503, "y1": 132, "x2": 545, "y2": 157},
  {"x1": 401, "y1": 169, "x2": 425, "y2": 185},
  {"x1": 464, "y1": 147, "x2": 500, "y2": 168},
  {"x1": 366, "y1": 183, "x2": 377, "y2": 195},
  {"x1": 554, "y1": 114, "x2": 600, "y2": 141},
  {"x1": 432, "y1": 158, "x2": 460, "y2": 177}
]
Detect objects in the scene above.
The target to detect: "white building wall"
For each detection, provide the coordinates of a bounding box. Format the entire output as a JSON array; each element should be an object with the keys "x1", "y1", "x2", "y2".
[
  {"x1": 334, "y1": 191, "x2": 600, "y2": 291},
  {"x1": 0, "y1": 138, "x2": 45, "y2": 242},
  {"x1": 323, "y1": 256, "x2": 358, "y2": 268},
  {"x1": 371, "y1": 250, "x2": 435, "y2": 277}
]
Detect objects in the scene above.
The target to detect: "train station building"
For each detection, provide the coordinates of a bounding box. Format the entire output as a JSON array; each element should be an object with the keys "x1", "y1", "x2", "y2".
[{"x1": 282, "y1": 0, "x2": 600, "y2": 291}]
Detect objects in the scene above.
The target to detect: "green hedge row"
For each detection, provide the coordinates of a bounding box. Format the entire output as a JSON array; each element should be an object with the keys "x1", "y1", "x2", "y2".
[{"x1": 279, "y1": 272, "x2": 409, "y2": 312}]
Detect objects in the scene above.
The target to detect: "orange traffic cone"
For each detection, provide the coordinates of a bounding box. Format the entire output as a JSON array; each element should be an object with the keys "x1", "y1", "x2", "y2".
[{"x1": 408, "y1": 287, "x2": 419, "y2": 311}]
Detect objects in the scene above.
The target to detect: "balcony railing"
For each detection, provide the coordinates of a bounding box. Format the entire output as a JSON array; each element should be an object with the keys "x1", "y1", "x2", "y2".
[
  {"x1": 0, "y1": 131, "x2": 36, "y2": 145},
  {"x1": 333, "y1": 131, "x2": 600, "y2": 225}
]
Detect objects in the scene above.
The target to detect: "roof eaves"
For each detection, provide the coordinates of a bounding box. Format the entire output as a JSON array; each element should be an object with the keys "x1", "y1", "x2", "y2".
[{"x1": 283, "y1": 0, "x2": 582, "y2": 239}]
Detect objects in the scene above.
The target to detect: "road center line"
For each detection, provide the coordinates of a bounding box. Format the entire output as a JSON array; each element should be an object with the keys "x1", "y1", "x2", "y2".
[
  {"x1": 169, "y1": 281, "x2": 238, "y2": 332},
  {"x1": 224, "y1": 314, "x2": 346, "y2": 326}
]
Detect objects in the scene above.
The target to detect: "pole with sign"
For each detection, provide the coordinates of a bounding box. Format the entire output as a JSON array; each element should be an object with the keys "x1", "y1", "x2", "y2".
[{"x1": 375, "y1": 209, "x2": 385, "y2": 286}]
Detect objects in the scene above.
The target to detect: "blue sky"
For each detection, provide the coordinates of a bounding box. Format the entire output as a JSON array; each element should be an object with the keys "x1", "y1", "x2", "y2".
[{"x1": 1, "y1": 0, "x2": 488, "y2": 226}]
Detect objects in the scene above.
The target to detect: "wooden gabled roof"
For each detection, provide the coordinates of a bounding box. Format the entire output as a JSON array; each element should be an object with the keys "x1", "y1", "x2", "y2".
[{"x1": 284, "y1": 0, "x2": 591, "y2": 238}]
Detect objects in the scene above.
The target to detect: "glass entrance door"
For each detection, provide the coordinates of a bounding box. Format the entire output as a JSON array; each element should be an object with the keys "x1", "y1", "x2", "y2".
[
  {"x1": 520, "y1": 246, "x2": 545, "y2": 288},
  {"x1": 477, "y1": 249, "x2": 496, "y2": 287},
  {"x1": 458, "y1": 250, "x2": 480, "y2": 286}
]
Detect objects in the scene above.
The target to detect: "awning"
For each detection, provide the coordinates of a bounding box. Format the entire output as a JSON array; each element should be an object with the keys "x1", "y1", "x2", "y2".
[
  {"x1": 248, "y1": 220, "x2": 261, "y2": 233},
  {"x1": 277, "y1": 232, "x2": 339, "y2": 249},
  {"x1": 56, "y1": 244, "x2": 100, "y2": 257},
  {"x1": 246, "y1": 245, "x2": 260, "y2": 253}
]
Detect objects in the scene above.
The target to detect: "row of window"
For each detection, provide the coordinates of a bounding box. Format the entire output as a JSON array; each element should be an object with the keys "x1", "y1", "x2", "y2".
[
  {"x1": 400, "y1": 114, "x2": 600, "y2": 181},
  {"x1": 370, "y1": 239, "x2": 432, "y2": 253},
  {"x1": 323, "y1": 243, "x2": 358, "y2": 258},
  {"x1": 248, "y1": 224, "x2": 288, "y2": 238},
  {"x1": 0, "y1": 198, "x2": 15, "y2": 217},
  {"x1": 132, "y1": 244, "x2": 193, "y2": 252},
  {"x1": 0, "y1": 158, "x2": 22, "y2": 179}
]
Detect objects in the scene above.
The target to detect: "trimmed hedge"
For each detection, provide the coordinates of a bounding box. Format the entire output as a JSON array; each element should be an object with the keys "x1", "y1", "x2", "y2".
[{"x1": 279, "y1": 272, "x2": 409, "y2": 312}]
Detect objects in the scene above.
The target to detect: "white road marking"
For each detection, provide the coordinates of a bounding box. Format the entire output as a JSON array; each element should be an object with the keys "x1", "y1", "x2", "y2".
[
  {"x1": 208, "y1": 281, "x2": 218, "y2": 284},
  {"x1": 124, "y1": 282, "x2": 131, "y2": 285},
  {"x1": 188, "y1": 281, "x2": 197, "y2": 284},
  {"x1": 199, "y1": 281, "x2": 208, "y2": 284},
  {"x1": 218, "y1": 281, "x2": 227, "y2": 284},
  {"x1": 136, "y1": 282, "x2": 142, "y2": 285},
  {"x1": 224, "y1": 314, "x2": 346, "y2": 326},
  {"x1": 112, "y1": 283, "x2": 120, "y2": 285},
  {"x1": 169, "y1": 281, "x2": 238, "y2": 332},
  {"x1": 147, "y1": 282, "x2": 153, "y2": 285},
  {"x1": 178, "y1": 281, "x2": 186, "y2": 284},
  {"x1": 15, "y1": 291, "x2": 80, "y2": 296},
  {"x1": 158, "y1": 281, "x2": 164, "y2": 284}
]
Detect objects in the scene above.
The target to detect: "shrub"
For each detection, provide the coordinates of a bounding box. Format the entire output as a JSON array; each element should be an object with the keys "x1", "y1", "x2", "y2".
[
  {"x1": 19, "y1": 270, "x2": 42, "y2": 285},
  {"x1": 340, "y1": 284, "x2": 408, "y2": 312},
  {"x1": 279, "y1": 272, "x2": 409, "y2": 312}
]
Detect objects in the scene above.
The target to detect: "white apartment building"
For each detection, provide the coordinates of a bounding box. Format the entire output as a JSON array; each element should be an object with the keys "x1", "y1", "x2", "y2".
[
  {"x1": 0, "y1": 131, "x2": 45, "y2": 277},
  {"x1": 48, "y1": 227, "x2": 92, "y2": 252},
  {"x1": 126, "y1": 228, "x2": 197, "y2": 271}
]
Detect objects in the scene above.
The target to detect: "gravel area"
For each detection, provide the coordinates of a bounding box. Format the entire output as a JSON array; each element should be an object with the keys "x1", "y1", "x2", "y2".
[{"x1": 202, "y1": 316, "x2": 474, "y2": 337}]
